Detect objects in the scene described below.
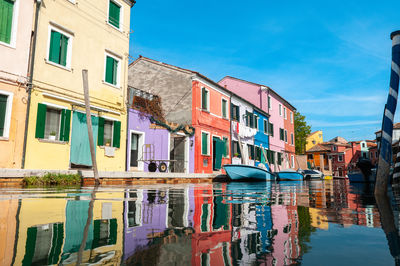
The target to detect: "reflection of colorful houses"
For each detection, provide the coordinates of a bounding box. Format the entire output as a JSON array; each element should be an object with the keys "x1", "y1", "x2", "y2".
[
  {"x1": 0, "y1": 198, "x2": 19, "y2": 265},
  {"x1": 13, "y1": 191, "x2": 124, "y2": 265},
  {"x1": 122, "y1": 187, "x2": 195, "y2": 263},
  {"x1": 192, "y1": 184, "x2": 232, "y2": 265},
  {"x1": 128, "y1": 57, "x2": 230, "y2": 174}
]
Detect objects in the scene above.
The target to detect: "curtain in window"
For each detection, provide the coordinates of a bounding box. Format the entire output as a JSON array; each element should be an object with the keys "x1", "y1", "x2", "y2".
[
  {"x1": 0, "y1": 0, "x2": 14, "y2": 44},
  {"x1": 44, "y1": 108, "x2": 61, "y2": 139},
  {"x1": 103, "y1": 120, "x2": 113, "y2": 145}
]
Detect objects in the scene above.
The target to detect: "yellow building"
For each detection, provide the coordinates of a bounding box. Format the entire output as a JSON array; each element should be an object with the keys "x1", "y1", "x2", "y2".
[
  {"x1": 23, "y1": 0, "x2": 135, "y2": 171},
  {"x1": 306, "y1": 130, "x2": 323, "y2": 151},
  {"x1": 13, "y1": 190, "x2": 124, "y2": 265}
]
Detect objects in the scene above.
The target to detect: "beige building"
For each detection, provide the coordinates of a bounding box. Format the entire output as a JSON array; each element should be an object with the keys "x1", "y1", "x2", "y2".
[
  {"x1": 0, "y1": 0, "x2": 34, "y2": 168},
  {"x1": 23, "y1": 0, "x2": 135, "y2": 170}
]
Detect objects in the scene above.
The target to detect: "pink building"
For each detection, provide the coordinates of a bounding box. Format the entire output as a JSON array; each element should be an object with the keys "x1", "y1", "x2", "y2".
[{"x1": 219, "y1": 76, "x2": 296, "y2": 171}]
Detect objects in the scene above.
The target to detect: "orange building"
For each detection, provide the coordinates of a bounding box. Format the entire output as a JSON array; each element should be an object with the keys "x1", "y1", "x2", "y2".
[{"x1": 192, "y1": 79, "x2": 231, "y2": 173}]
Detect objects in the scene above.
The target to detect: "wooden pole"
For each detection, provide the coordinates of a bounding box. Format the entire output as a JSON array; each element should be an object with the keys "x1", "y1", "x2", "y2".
[
  {"x1": 82, "y1": 70, "x2": 100, "y2": 185},
  {"x1": 376, "y1": 31, "x2": 400, "y2": 196}
]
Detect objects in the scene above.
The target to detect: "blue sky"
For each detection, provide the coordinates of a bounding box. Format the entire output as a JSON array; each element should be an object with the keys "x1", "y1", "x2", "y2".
[{"x1": 129, "y1": 0, "x2": 400, "y2": 142}]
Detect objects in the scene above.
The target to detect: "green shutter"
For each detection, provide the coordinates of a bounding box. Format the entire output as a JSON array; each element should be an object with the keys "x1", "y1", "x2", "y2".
[
  {"x1": 222, "y1": 137, "x2": 228, "y2": 157},
  {"x1": 35, "y1": 103, "x2": 47, "y2": 139},
  {"x1": 49, "y1": 30, "x2": 61, "y2": 64},
  {"x1": 105, "y1": 56, "x2": 114, "y2": 84},
  {"x1": 60, "y1": 109, "x2": 71, "y2": 141},
  {"x1": 108, "y1": 218, "x2": 117, "y2": 245},
  {"x1": 202, "y1": 133, "x2": 208, "y2": 155},
  {"x1": 22, "y1": 227, "x2": 37, "y2": 266},
  {"x1": 109, "y1": 0, "x2": 120, "y2": 28},
  {"x1": 98, "y1": 117, "x2": 104, "y2": 146},
  {"x1": 112, "y1": 120, "x2": 121, "y2": 148},
  {"x1": 112, "y1": 58, "x2": 118, "y2": 85},
  {"x1": 0, "y1": 94, "x2": 7, "y2": 136},
  {"x1": 59, "y1": 34, "x2": 68, "y2": 66},
  {"x1": 0, "y1": 0, "x2": 14, "y2": 44},
  {"x1": 202, "y1": 88, "x2": 208, "y2": 110}
]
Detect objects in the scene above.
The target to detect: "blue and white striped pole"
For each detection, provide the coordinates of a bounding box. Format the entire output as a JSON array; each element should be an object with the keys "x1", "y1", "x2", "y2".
[{"x1": 376, "y1": 31, "x2": 400, "y2": 195}]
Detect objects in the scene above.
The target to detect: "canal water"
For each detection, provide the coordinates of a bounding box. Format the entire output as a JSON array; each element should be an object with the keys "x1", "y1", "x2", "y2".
[{"x1": 0, "y1": 180, "x2": 399, "y2": 266}]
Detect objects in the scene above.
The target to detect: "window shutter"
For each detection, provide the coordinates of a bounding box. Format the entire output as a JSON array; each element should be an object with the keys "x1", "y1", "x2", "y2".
[
  {"x1": 112, "y1": 58, "x2": 118, "y2": 85},
  {"x1": 97, "y1": 117, "x2": 104, "y2": 146},
  {"x1": 109, "y1": 0, "x2": 120, "y2": 28},
  {"x1": 202, "y1": 133, "x2": 208, "y2": 155},
  {"x1": 59, "y1": 109, "x2": 71, "y2": 141},
  {"x1": 59, "y1": 34, "x2": 68, "y2": 66},
  {"x1": 0, "y1": 0, "x2": 13, "y2": 44},
  {"x1": 269, "y1": 123, "x2": 274, "y2": 137},
  {"x1": 49, "y1": 30, "x2": 61, "y2": 64},
  {"x1": 236, "y1": 107, "x2": 239, "y2": 122},
  {"x1": 222, "y1": 137, "x2": 228, "y2": 157},
  {"x1": 105, "y1": 56, "x2": 114, "y2": 84},
  {"x1": 112, "y1": 120, "x2": 121, "y2": 148},
  {"x1": 63, "y1": 109, "x2": 71, "y2": 141},
  {"x1": 35, "y1": 103, "x2": 47, "y2": 139},
  {"x1": 0, "y1": 94, "x2": 7, "y2": 136}
]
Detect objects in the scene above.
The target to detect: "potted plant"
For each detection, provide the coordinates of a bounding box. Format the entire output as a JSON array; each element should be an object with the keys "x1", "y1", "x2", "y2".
[
  {"x1": 232, "y1": 153, "x2": 241, "y2": 164},
  {"x1": 49, "y1": 131, "x2": 56, "y2": 141},
  {"x1": 105, "y1": 139, "x2": 112, "y2": 146}
]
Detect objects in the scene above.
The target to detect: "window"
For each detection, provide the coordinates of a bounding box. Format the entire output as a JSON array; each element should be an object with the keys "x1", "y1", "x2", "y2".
[
  {"x1": 232, "y1": 140, "x2": 241, "y2": 157},
  {"x1": 0, "y1": 0, "x2": 16, "y2": 45},
  {"x1": 201, "y1": 132, "x2": 210, "y2": 155},
  {"x1": 307, "y1": 154, "x2": 313, "y2": 160},
  {"x1": 98, "y1": 117, "x2": 121, "y2": 148},
  {"x1": 254, "y1": 115, "x2": 258, "y2": 129},
  {"x1": 291, "y1": 133, "x2": 294, "y2": 145},
  {"x1": 338, "y1": 154, "x2": 343, "y2": 162},
  {"x1": 248, "y1": 144, "x2": 254, "y2": 160},
  {"x1": 0, "y1": 91, "x2": 12, "y2": 138},
  {"x1": 35, "y1": 103, "x2": 71, "y2": 141},
  {"x1": 290, "y1": 112, "x2": 293, "y2": 124},
  {"x1": 201, "y1": 87, "x2": 209, "y2": 111},
  {"x1": 279, "y1": 104, "x2": 282, "y2": 116},
  {"x1": 291, "y1": 155, "x2": 295, "y2": 168},
  {"x1": 284, "y1": 107, "x2": 287, "y2": 119},
  {"x1": 268, "y1": 96, "x2": 271, "y2": 109},
  {"x1": 312, "y1": 140, "x2": 316, "y2": 144},
  {"x1": 108, "y1": 0, "x2": 122, "y2": 29},
  {"x1": 221, "y1": 98, "x2": 228, "y2": 119},
  {"x1": 231, "y1": 104, "x2": 239, "y2": 121},
  {"x1": 263, "y1": 120, "x2": 268, "y2": 134},
  {"x1": 375, "y1": 151, "x2": 378, "y2": 158},
  {"x1": 255, "y1": 146, "x2": 261, "y2": 161},
  {"x1": 277, "y1": 152, "x2": 282, "y2": 165},
  {"x1": 105, "y1": 53, "x2": 120, "y2": 86},
  {"x1": 269, "y1": 122, "x2": 274, "y2": 137},
  {"x1": 333, "y1": 146, "x2": 337, "y2": 151},
  {"x1": 284, "y1": 130, "x2": 288, "y2": 143},
  {"x1": 48, "y1": 28, "x2": 71, "y2": 68},
  {"x1": 279, "y1": 128, "x2": 284, "y2": 141},
  {"x1": 328, "y1": 155, "x2": 333, "y2": 160}
]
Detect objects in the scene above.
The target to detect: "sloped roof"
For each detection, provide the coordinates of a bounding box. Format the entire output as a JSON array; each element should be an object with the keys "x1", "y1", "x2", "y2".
[
  {"x1": 328, "y1": 136, "x2": 348, "y2": 144},
  {"x1": 306, "y1": 144, "x2": 331, "y2": 153},
  {"x1": 307, "y1": 130, "x2": 322, "y2": 138}
]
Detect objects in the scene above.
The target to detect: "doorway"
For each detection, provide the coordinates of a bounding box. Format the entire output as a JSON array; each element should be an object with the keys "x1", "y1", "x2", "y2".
[
  {"x1": 170, "y1": 134, "x2": 186, "y2": 173},
  {"x1": 129, "y1": 131, "x2": 144, "y2": 171},
  {"x1": 212, "y1": 136, "x2": 224, "y2": 171}
]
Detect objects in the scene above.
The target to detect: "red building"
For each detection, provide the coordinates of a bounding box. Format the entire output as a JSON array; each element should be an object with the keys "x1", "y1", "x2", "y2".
[{"x1": 283, "y1": 103, "x2": 296, "y2": 168}]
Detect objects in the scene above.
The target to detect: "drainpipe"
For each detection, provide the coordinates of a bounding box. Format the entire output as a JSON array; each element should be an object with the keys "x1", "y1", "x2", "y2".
[{"x1": 21, "y1": 0, "x2": 41, "y2": 169}]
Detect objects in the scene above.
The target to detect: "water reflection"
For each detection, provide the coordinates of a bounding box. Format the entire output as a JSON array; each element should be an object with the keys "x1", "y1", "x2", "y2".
[{"x1": 0, "y1": 180, "x2": 398, "y2": 265}]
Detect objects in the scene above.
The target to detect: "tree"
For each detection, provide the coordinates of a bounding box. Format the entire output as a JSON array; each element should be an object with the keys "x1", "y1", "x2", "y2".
[{"x1": 294, "y1": 111, "x2": 311, "y2": 154}]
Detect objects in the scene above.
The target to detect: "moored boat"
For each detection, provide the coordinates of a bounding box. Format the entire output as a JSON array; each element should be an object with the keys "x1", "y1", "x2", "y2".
[
  {"x1": 223, "y1": 164, "x2": 275, "y2": 181},
  {"x1": 299, "y1": 169, "x2": 324, "y2": 180},
  {"x1": 276, "y1": 169, "x2": 304, "y2": 181}
]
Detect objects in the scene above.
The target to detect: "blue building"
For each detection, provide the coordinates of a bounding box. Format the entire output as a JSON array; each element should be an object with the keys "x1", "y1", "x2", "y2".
[{"x1": 254, "y1": 109, "x2": 270, "y2": 166}]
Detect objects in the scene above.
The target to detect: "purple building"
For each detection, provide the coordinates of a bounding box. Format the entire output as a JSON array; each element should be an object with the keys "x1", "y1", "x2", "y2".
[{"x1": 127, "y1": 87, "x2": 195, "y2": 173}]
